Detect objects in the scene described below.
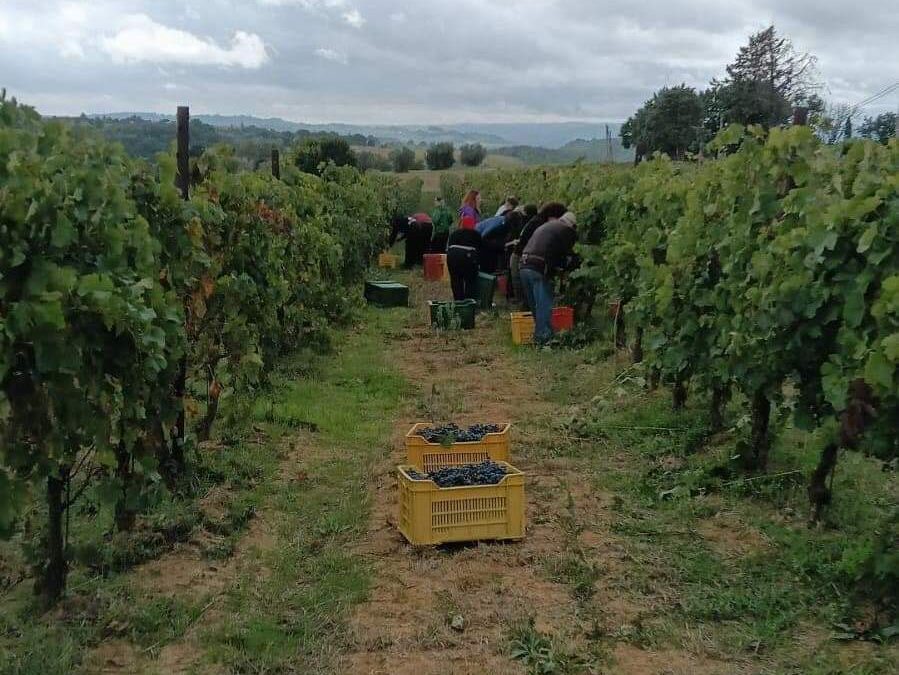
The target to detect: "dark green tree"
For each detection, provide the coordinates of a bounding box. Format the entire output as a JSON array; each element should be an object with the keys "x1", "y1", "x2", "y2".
[
  {"x1": 292, "y1": 136, "x2": 357, "y2": 175},
  {"x1": 858, "y1": 112, "x2": 897, "y2": 144},
  {"x1": 621, "y1": 85, "x2": 704, "y2": 160},
  {"x1": 459, "y1": 143, "x2": 487, "y2": 167},
  {"x1": 356, "y1": 150, "x2": 392, "y2": 172},
  {"x1": 843, "y1": 116, "x2": 853, "y2": 139},
  {"x1": 389, "y1": 146, "x2": 416, "y2": 173},
  {"x1": 425, "y1": 142, "x2": 455, "y2": 170},
  {"x1": 726, "y1": 26, "x2": 817, "y2": 103},
  {"x1": 713, "y1": 25, "x2": 817, "y2": 128}
]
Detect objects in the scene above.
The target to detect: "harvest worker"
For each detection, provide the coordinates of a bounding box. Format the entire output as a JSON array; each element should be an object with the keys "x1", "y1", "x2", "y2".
[
  {"x1": 446, "y1": 221, "x2": 483, "y2": 302},
  {"x1": 389, "y1": 213, "x2": 432, "y2": 268},
  {"x1": 494, "y1": 195, "x2": 519, "y2": 217},
  {"x1": 458, "y1": 190, "x2": 481, "y2": 229},
  {"x1": 510, "y1": 202, "x2": 567, "y2": 310},
  {"x1": 407, "y1": 212, "x2": 433, "y2": 268},
  {"x1": 519, "y1": 211, "x2": 578, "y2": 345},
  {"x1": 429, "y1": 196, "x2": 454, "y2": 253},
  {"x1": 505, "y1": 204, "x2": 538, "y2": 301}
]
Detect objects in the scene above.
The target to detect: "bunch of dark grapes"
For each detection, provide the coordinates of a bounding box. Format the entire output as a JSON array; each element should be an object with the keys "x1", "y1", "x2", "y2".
[
  {"x1": 418, "y1": 423, "x2": 502, "y2": 444},
  {"x1": 406, "y1": 461, "x2": 507, "y2": 487}
]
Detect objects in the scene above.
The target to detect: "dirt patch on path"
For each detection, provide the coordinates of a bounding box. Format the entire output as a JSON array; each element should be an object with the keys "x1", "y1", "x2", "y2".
[
  {"x1": 340, "y1": 281, "x2": 613, "y2": 674},
  {"x1": 80, "y1": 434, "x2": 308, "y2": 675},
  {"x1": 611, "y1": 644, "x2": 740, "y2": 675},
  {"x1": 339, "y1": 278, "x2": 745, "y2": 675}
]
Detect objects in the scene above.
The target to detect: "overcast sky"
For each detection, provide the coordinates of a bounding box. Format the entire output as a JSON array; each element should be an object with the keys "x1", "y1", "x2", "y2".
[{"x1": 1, "y1": 0, "x2": 897, "y2": 124}]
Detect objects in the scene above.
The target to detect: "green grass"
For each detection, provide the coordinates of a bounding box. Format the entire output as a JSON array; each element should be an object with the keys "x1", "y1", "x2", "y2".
[
  {"x1": 507, "y1": 616, "x2": 605, "y2": 674},
  {"x1": 202, "y1": 308, "x2": 410, "y2": 673},
  {"x1": 521, "y1": 337, "x2": 898, "y2": 671},
  {"x1": 0, "y1": 307, "x2": 411, "y2": 675},
  {"x1": 540, "y1": 493, "x2": 602, "y2": 603}
]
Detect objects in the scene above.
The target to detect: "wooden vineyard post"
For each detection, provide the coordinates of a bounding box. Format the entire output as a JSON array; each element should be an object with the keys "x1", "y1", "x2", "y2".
[
  {"x1": 171, "y1": 105, "x2": 190, "y2": 479},
  {"x1": 176, "y1": 106, "x2": 190, "y2": 200},
  {"x1": 271, "y1": 147, "x2": 281, "y2": 179}
]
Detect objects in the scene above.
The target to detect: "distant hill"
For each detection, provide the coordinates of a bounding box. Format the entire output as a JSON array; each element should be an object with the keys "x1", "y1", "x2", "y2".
[
  {"x1": 493, "y1": 137, "x2": 634, "y2": 165},
  {"x1": 454, "y1": 122, "x2": 624, "y2": 149},
  {"x1": 90, "y1": 113, "x2": 625, "y2": 149}
]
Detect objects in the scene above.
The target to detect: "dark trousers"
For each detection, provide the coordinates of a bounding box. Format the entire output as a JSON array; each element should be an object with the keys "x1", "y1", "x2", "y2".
[
  {"x1": 479, "y1": 240, "x2": 503, "y2": 274},
  {"x1": 404, "y1": 224, "x2": 432, "y2": 268},
  {"x1": 430, "y1": 231, "x2": 449, "y2": 253},
  {"x1": 447, "y1": 247, "x2": 479, "y2": 301}
]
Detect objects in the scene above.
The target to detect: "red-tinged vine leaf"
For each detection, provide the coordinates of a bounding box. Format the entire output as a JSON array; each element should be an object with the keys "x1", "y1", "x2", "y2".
[{"x1": 208, "y1": 380, "x2": 222, "y2": 399}]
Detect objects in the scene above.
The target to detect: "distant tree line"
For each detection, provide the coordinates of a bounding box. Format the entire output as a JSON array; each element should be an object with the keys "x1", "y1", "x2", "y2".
[
  {"x1": 72, "y1": 115, "x2": 497, "y2": 177},
  {"x1": 62, "y1": 115, "x2": 378, "y2": 170}
]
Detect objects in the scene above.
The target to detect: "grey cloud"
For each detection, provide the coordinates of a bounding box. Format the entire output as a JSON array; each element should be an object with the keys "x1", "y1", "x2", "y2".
[{"x1": 1, "y1": 0, "x2": 896, "y2": 123}]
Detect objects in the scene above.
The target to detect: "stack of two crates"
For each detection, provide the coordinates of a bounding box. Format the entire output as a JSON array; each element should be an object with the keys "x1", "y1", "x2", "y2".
[{"x1": 397, "y1": 423, "x2": 525, "y2": 546}]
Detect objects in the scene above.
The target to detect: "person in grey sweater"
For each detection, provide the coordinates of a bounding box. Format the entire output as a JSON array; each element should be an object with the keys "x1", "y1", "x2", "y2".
[{"x1": 519, "y1": 211, "x2": 577, "y2": 345}]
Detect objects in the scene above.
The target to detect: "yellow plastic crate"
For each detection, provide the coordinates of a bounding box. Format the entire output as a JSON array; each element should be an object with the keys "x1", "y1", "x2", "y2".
[
  {"x1": 378, "y1": 252, "x2": 398, "y2": 269},
  {"x1": 397, "y1": 463, "x2": 525, "y2": 546},
  {"x1": 510, "y1": 312, "x2": 536, "y2": 345},
  {"x1": 405, "y1": 423, "x2": 511, "y2": 472}
]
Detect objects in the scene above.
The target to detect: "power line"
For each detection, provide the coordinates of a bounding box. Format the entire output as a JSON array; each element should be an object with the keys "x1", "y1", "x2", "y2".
[{"x1": 848, "y1": 81, "x2": 899, "y2": 116}]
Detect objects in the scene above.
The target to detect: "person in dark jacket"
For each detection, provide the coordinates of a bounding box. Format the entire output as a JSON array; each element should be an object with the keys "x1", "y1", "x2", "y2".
[
  {"x1": 510, "y1": 202, "x2": 566, "y2": 310},
  {"x1": 388, "y1": 213, "x2": 411, "y2": 260},
  {"x1": 479, "y1": 213, "x2": 514, "y2": 274},
  {"x1": 492, "y1": 209, "x2": 523, "y2": 275},
  {"x1": 446, "y1": 226, "x2": 483, "y2": 301},
  {"x1": 509, "y1": 204, "x2": 538, "y2": 241},
  {"x1": 494, "y1": 195, "x2": 519, "y2": 217},
  {"x1": 519, "y1": 211, "x2": 578, "y2": 345},
  {"x1": 504, "y1": 205, "x2": 537, "y2": 301},
  {"x1": 388, "y1": 212, "x2": 433, "y2": 269}
]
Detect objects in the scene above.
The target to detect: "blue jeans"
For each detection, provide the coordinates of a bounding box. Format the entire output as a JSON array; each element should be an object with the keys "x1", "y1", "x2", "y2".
[{"x1": 520, "y1": 267, "x2": 554, "y2": 344}]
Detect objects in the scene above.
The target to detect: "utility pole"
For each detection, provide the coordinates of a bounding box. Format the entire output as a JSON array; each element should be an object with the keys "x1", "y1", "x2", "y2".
[{"x1": 608, "y1": 124, "x2": 613, "y2": 163}]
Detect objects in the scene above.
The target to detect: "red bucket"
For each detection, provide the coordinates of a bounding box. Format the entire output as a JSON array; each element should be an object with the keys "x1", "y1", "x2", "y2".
[
  {"x1": 423, "y1": 254, "x2": 446, "y2": 281},
  {"x1": 551, "y1": 306, "x2": 574, "y2": 332},
  {"x1": 496, "y1": 274, "x2": 509, "y2": 296}
]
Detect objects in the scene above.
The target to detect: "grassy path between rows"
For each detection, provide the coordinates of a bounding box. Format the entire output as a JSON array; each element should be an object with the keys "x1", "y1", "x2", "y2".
[{"x1": 3, "y1": 271, "x2": 896, "y2": 674}]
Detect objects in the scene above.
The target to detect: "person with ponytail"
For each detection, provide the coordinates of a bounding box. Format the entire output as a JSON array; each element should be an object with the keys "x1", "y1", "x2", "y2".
[{"x1": 458, "y1": 189, "x2": 481, "y2": 230}]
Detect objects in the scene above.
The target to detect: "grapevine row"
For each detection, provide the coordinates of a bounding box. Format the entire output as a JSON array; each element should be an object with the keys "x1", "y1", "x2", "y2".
[
  {"x1": 451, "y1": 127, "x2": 898, "y2": 515},
  {"x1": 0, "y1": 95, "x2": 420, "y2": 602}
]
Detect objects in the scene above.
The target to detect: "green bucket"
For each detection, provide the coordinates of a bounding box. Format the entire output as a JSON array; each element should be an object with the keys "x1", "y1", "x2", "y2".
[{"x1": 428, "y1": 299, "x2": 477, "y2": 330}]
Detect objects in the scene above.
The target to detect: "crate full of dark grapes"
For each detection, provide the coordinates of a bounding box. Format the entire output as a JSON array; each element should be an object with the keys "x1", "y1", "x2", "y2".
[
  {"x1": 404, "y1": 422, "x2": 511, "y2": 472},
  {"x1": 397, "y1": 461, "x2": 525, "y2": 545}
]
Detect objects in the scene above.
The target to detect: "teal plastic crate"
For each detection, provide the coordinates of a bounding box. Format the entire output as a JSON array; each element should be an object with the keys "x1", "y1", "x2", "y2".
[{"x1": 364, "y1": 280, "x2": 409, "y2": 307}]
